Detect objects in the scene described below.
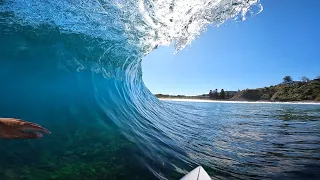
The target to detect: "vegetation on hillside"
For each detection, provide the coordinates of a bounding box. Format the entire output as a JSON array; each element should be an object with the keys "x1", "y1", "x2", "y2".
[
  {"x1": 155, "y1": 89, "x2": 237, "y2": 100},
  {"x1": 155, "y1": 76, "x2": 320, "y2": 102},
  {"x1": 231, "y1": 76, "x2": 320, "y2": 102}
]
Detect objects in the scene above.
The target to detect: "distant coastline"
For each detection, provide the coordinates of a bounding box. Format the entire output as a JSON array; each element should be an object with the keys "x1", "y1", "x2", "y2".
[
  {"x1": 158, "y1": 98, "x2": 320, "y2": 105},
  {"x1": 155, "y1": 76, "x2": 320, "y2": 103}
]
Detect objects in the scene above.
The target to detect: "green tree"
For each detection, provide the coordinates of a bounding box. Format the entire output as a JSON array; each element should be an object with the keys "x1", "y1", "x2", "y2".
[
  {"x1": 219, "y1": 89, "x2": 225, "y2": 99},
  {"x1": 283, "y1": 76, "x2": 293, "y2": 84},
  {"x1": 214, "y1": 89, "x2": 219, "y2": 99},
  {"x1": 300, "y1": 76, "x2": 310, "y2": 83},
  {"x1": 209, "y1": 90, "x2": 213, "y2": 99}
]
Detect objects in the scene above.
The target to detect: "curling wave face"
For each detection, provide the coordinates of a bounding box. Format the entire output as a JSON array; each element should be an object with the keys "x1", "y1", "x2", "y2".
[{"x1": 0, "y1": 0, "x2": 266, "y2": 179}]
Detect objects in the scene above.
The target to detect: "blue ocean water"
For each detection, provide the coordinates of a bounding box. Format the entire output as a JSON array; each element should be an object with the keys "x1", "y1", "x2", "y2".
[{"x1": 0, "y1": 0, "x2": 320, "y2": 179}]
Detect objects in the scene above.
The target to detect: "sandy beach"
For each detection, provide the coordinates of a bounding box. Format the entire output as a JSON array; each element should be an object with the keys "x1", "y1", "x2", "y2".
[{"x1": 159, "y1": 98, "x2": 320, "y2": 105}]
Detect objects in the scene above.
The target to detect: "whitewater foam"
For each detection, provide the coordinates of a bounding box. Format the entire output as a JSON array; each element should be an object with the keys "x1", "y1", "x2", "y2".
[{"x1": 0, "y1": 0, "x2": 262, "y2": 55}]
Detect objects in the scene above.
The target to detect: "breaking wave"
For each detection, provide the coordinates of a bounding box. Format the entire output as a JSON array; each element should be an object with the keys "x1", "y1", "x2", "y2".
[{"x1": 0, "y1": 0, "x2": 264, "y2": 179}]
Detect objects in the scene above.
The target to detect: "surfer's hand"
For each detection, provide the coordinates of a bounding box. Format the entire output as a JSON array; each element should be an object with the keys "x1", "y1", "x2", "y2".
[{"x1": 0, "y1": 118, "x2": 51, "y2": 139}]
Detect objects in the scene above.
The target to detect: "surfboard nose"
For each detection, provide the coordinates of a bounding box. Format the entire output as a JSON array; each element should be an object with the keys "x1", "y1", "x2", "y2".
[{"x1": 180, "y1": 166, "x2": 211, "y2": 180}]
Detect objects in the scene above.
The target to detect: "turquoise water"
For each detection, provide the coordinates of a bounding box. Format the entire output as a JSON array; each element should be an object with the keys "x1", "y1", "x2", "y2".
[{"x1": 1, "y1": 0, "x2": 320, "y2": 179}]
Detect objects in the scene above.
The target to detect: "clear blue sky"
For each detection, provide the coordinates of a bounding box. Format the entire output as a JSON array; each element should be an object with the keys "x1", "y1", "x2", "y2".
[{"x1": 142, "y1": 0, "x2": 320, "y2": 96}]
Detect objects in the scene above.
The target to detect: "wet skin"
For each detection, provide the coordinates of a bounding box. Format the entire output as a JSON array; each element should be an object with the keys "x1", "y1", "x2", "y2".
[{"x1": 0, "y1": 118, "x2": 51, "y2": 139}]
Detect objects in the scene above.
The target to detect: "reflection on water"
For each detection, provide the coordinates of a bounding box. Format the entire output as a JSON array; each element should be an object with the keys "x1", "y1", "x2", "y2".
[{"x1": 162, "y1": 101, "x2": 320, "y2": 179}]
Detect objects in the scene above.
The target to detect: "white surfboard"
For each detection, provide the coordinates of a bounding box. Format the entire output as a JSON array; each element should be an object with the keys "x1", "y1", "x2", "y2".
[{"x1": 180, "y1": 166, "x2": 211, "y2": 180}]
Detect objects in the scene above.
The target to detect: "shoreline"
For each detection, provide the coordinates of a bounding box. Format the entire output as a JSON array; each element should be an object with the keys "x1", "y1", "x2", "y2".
[{"x1": 158, "y1": 98, "x2": 320, "y2": 105}]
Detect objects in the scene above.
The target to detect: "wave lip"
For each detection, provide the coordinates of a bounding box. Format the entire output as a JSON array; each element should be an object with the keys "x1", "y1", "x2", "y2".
[{"x1": 1, "y1": 0, "x2": 263, "y2": 55}]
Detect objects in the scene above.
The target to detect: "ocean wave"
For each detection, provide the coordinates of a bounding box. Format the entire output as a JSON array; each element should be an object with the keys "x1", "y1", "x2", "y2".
[{"x1": 0, "y1": 0, "x2": 265, "y2": 179}]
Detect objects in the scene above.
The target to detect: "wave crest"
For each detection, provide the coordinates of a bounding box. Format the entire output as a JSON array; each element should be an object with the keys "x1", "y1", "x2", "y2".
[{"x1": 1, "y1": 0, "x2": 262, "y2": 54}]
